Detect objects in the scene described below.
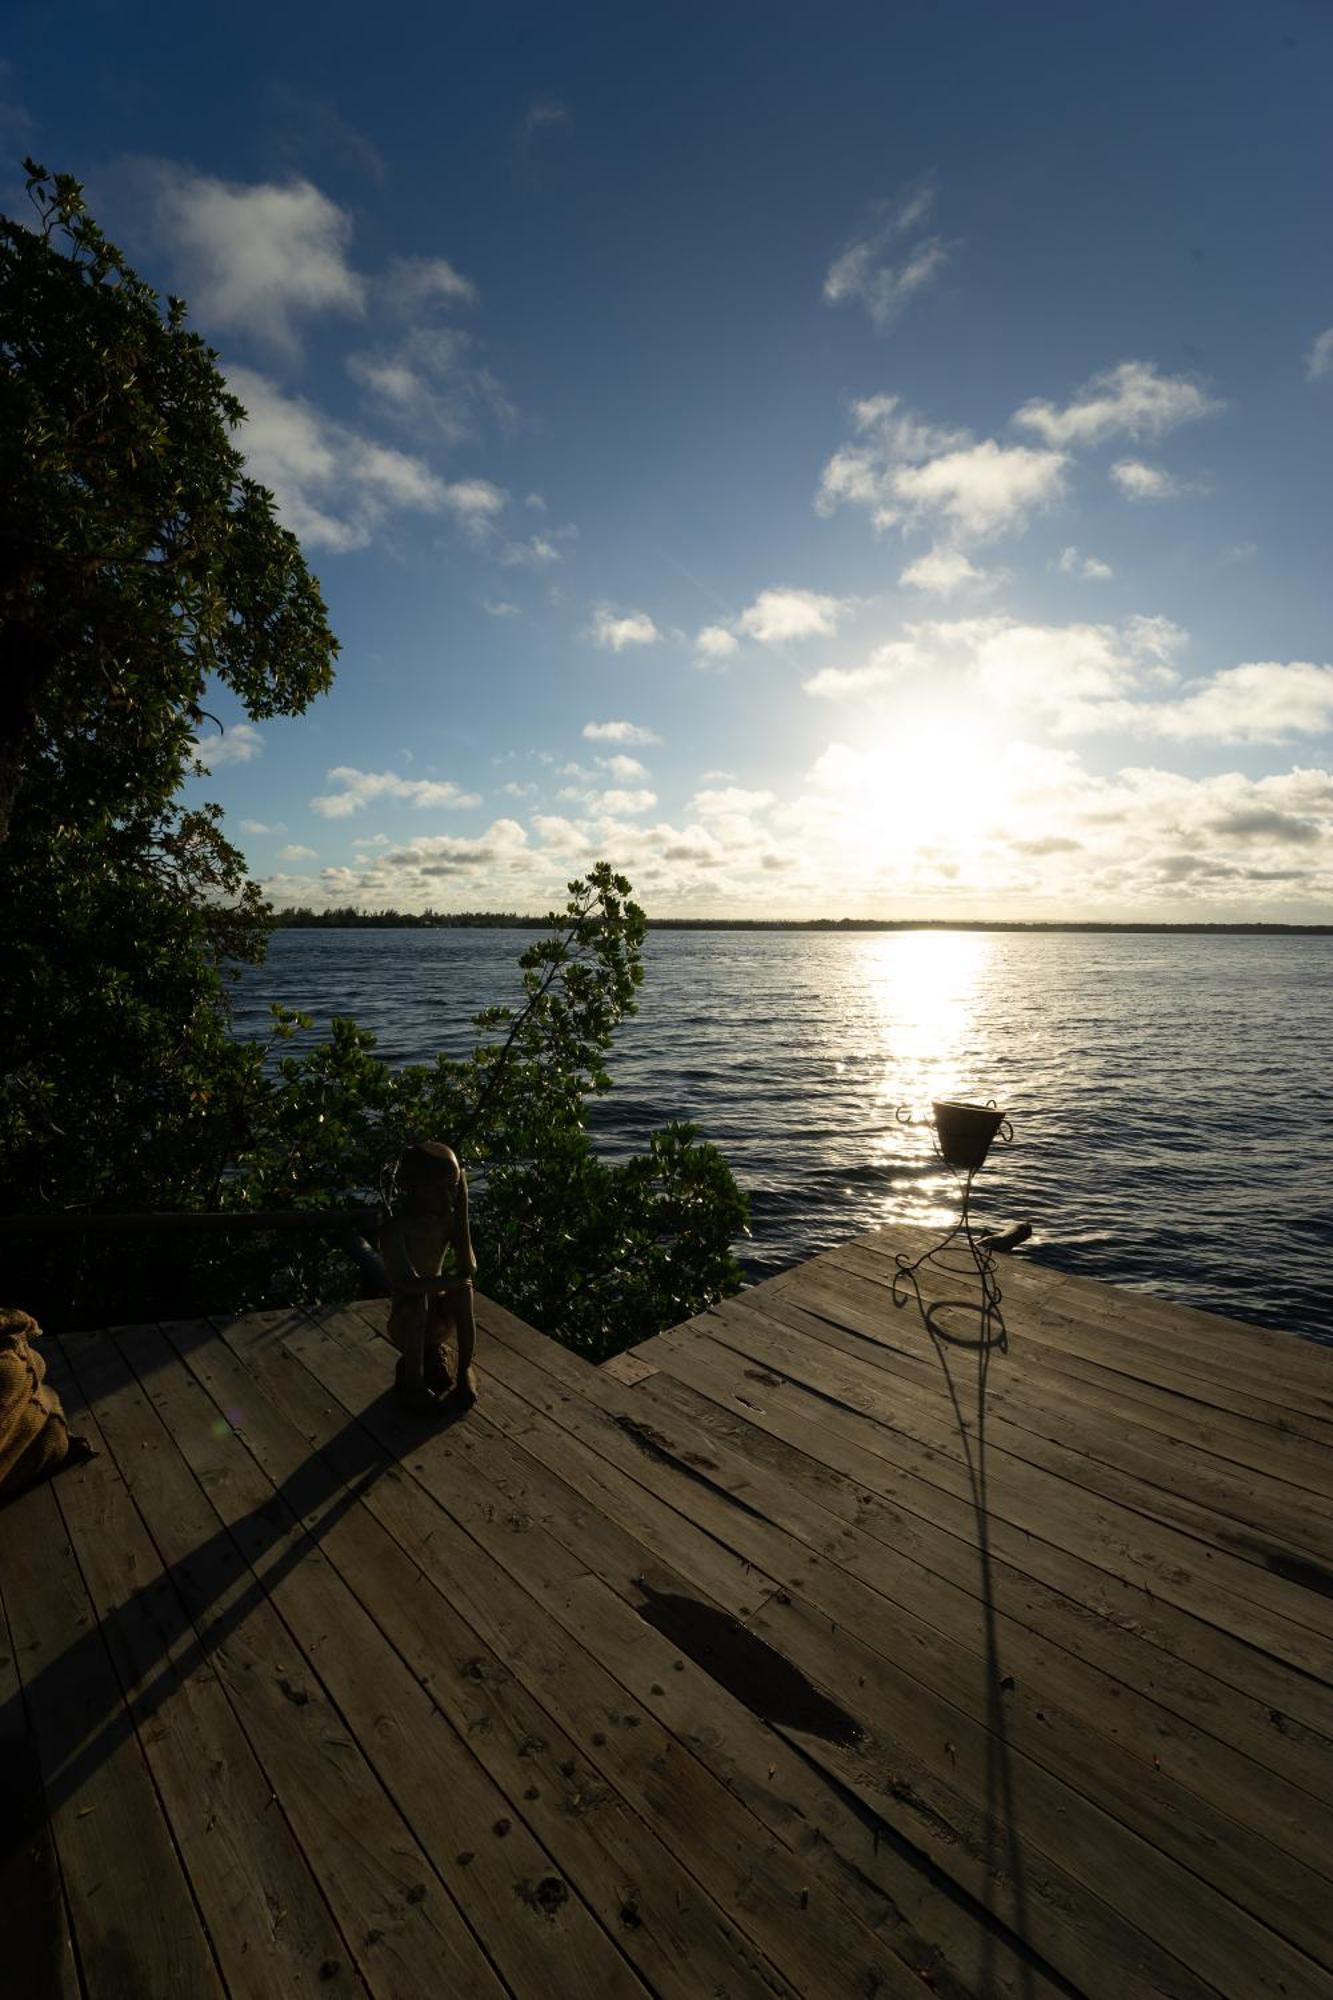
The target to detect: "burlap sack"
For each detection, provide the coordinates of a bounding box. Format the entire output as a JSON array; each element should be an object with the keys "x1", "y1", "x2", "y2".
[{"x1": 0, "y1": 1307, "x2": 89, "y2": 1501}]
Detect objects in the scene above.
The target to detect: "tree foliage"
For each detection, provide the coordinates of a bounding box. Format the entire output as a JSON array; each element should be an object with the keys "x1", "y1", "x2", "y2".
[{"x1": 1, "y1": 170, "x2": 747, "y2": 1356}]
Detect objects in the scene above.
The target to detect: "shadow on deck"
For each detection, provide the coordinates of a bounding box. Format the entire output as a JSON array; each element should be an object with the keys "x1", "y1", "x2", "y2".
[{"x1": 3, "y1": 1226, "x2": 1332, "y2": 1998}]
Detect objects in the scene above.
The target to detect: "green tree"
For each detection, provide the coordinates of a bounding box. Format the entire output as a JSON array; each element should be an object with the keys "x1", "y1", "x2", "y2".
[
  {"x1": 1, "y1": 169, "x2": 746, "y2": 1354},
  {"x1": 1, "y1": 162, "x2": 336, "y2": 1251}
]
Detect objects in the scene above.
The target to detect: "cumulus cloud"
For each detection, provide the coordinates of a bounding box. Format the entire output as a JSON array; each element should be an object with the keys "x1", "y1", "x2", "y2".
[
  {"x1": 1110, "y1": 458, "x2": 1190, "y2": 502},
  {"x1": 1057, "y1": 546, "x2": 1114, "y2": 580},
  {"x1": 899, "y1": 547, "x2": 992, "y2": 594},
  {"x1": 1305, "y1": 328, "x2": 1333, "y2": 381},
  {"x1": 1013, "y1": 361, "x2": 1221, "y2": 448},
  {"x1": 140, "y1": 165, "x2": 364, "y2": 355},
  {"x1": 690, "y1": 785, "x2": 777, "y2": 820},
  {"x1": 191, "y1": 722, "x2": 264, "y2": 767},
  {"x1": 738, "y1": 588, "x2": 848, "y2": 645},
  {"x1": 582, "y1": 719, "x2": 661, "y2": 744},
  {"x1": 309, "y1": 767, "x2": 483, "y2": 818},
  {"x1": 588, "y1": 605, "x2": 661, "y2": 651},
  {"x1": 240, "y1": 818, "x2": 285, "y2": 834},
  {"x1": 803, "y1": 640, "x2": 921, "y2": 700},
  {"x1": 279, "y1": 843, "x2": 317, "y2": 861},
  {"x1": 812, "y1": 612, "x2": 1332, "y2": 748},
  {"x1": 966, "y1": 615, "x2": 1187, "y2": 729},
  {"x1": 823, "y1": 180, "x2": 952, "y2": 332},
  {"x1": 695, "y1": 624, "x2": 740, "y2": 660},
  {"x1": 484, "y1": 599, "x2": 522, "y2": 618},
  {"x1": 1116, "y1": 662, "x2": 1333, "y2": 745},
  {"x1": 598, "y1": 753, "x2": 650, "y2": 781},
  {"x1": 229, "y1": 366, "x2": 449, "y2": 551},
  {"x1": 595, "y1": 787, "x2": 657, "y2": 814},
  {"x1": 818, "y1": 395, "x2": 1066, "y2": 544}
]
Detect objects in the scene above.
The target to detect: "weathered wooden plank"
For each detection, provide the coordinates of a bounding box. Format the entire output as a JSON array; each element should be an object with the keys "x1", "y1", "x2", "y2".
[
  {"x1": 632, "y1": 1357, "x2": 1333, "y2": 1888},
  {"x1": 826, "y1": 1239, "x2": 1333, "y2": 1500},
  {"x1": 210, "y1": 1306, "x2": 808, "y2": 2000},
  {"x1": 758, "y1": 1263, "x2": 1333, "y2": 1566},
  {"x1": 0, "y1": 1470, "x2": 225, "y2": 2000},
  {"x1": 641, "y1": 1318, "x2": 1333, "y2": 1803},
  {"x1": 638, "y1": 1325, "x2": 1333, "y2": 1826},
  {"x1": 475, "y1": 1304, "x2": 1333, "y2": 1993},
  {"x1": 381, "y1": 1304, "x2": 1217, "y2": 2000},
  {"x1": 822, "y1": 1236, "x2": 1333, "y2": 1438},
  {"x1": 682, "y1": 1294, "x2": 1333, "y2": 1694},
  {"x1": 148, "y1": 1320, "x2": 647, "y2": 2000},
  {"x1": 0, "y1": 1582, "x2": 82, "y2": 2000},
  {"x1": 843, "y1": 1229, "x2": 1332, "y2": 1377},
  {"x1": 284, "y1": 1310, "x2": 999, "y2": 2000},
  {"x1": 50, "y1": 1332, "x2": 369, "y2": 2000},
  {"x1": 102, "y1": 1321, "x2": 512, "y2": 2000}
]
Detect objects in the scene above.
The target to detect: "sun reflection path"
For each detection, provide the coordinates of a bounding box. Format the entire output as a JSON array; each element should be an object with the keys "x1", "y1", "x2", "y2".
[{"x1": 860, "y1": 930, "x2": 998, "y2": 1229}]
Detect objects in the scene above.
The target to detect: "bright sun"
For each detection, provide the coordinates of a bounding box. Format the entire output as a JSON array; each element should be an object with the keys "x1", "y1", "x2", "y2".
[{"x1": 836, "y1": 716, "x2": 1010, "y2": 861}]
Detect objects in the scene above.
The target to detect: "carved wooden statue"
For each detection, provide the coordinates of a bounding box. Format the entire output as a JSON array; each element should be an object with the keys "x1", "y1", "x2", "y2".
[{"x1": 380, "y1": 1141, "x2": 477, "y2": 1416}]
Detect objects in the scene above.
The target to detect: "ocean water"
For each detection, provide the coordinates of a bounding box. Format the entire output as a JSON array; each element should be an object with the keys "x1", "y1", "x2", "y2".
[{"x1": 233, "y1": 928, "x2": 1333, "y2": 1341}]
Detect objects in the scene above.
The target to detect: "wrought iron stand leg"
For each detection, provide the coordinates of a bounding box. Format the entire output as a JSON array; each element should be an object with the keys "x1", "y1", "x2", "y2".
[{"x1": 893, "y1": 1168, "x2": 1008, "y2": 1349}]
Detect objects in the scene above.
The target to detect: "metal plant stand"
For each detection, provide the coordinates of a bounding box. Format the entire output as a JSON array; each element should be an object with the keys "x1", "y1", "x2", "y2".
[{"x1": 891, "y1": 1101, "x2": 1013, "y2": 1350}]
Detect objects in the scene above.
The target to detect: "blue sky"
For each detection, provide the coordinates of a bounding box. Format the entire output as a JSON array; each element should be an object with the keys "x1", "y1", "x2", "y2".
[{"x1": 6, "y1": 0, "x2": 1333, "y2": 916}]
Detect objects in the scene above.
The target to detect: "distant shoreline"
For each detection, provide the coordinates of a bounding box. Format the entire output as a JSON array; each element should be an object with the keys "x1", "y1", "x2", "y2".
[{"x1": 271, "y1": 910, "x2": 1333, "y2": 936}]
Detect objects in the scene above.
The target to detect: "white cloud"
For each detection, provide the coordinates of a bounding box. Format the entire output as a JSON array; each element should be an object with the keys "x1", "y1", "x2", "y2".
[
  {"x1": 595, "y1": 787, "x2": 657, "y2": 815},
  {"x1": 240, "y1": 818, "x2": 285, "y2": 834},
  {"x1": 440, "y1": 478, "x2": 508, "y2": 538},
  {"x1": 191, "y1": 722, "x2": 263, "y2": 768},
  {"x1": 309, "y1": 767, "x2": 483, "y2": 818},
  {"x1": 890, "y1": 439, "x2": 1068, "y2": 540},
  {"x1": 899, "y1": 546, "x2": 991, "y2": 594},
  {"x1": 385, "y1": 254, "x2": 478, "y2": 311},
  {"x1": 1110, "y1": 459, "x2": 1190, "y2": 502},
  {"x1": 1057, "y1": 546, "x2": 1114, "y2": 580},
  {"x1": 143, "y1": 166, "x2": 364, "y2": 355},
  {"x1": 501, "y1": 528, "x2": 576, "y2": 568},
  {"x1": 823, "y1": 181, "x2": 951, "y2": 332},
  {"x1": 818, "y1": 395, "x2": 1066, "y2": 544},
  {"x1": 695, "y1": 624, "x2": 740, "y2": 659},
  {"x1": 1305, "y1": 328, "x2": 1333, "y2": 381},
  {"x1": 803, "y1": 640, "x2": 921, "y2": 700},
  {"x1": 832, "y1": 612, "x2": 1332, "y2": 748},
  {"x1": 1014, "y1": 361, "x2": 1221, "y2": 448},
  {"x1": 582, "y1": 719, "x2": 661, "y2": 744},
  {"x1": 968, "y1": 616, "x2": 1186, "y2": 729},
  {"x1": 738, "y1": 588, "x2": 848, "y2": 646},
  {"x1": 279, "y1": 843, "x2": 317, "y2": 861},
  {"x1": 588, "y1": 605, "x2": 661, "y2": 651},
  {"x1": 347, "y1": 329, "x2": 512, "y2": 444},
  {"x1": 598, "y1": 753, "x2": 649, "y2": 781},
  {"x1": 1111, "y1": 662, "x2": 1333, "y2": 745},
  {"x1": 229, "y1": 366, "x2": 448, "y2": 552},
  {"x1": 691, "y1": 786, "x2": 776, "y2": 818},
  {"x1": 484, "y1": 599, "x2": 522, "y2": 618}
]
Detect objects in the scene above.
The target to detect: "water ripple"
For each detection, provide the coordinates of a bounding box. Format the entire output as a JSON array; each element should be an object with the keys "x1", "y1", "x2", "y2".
[{"x1": 235, "y1": 928, "x2": 1333, "y2": 1341}]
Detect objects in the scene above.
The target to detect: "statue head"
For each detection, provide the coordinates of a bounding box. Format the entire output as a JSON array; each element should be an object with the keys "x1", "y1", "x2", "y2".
[{"x1": 394, "y1": 1140, "x2": 460, "y2": 1216}]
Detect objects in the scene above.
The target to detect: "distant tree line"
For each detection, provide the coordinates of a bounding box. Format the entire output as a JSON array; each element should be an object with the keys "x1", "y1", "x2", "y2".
[{"x1": 270, "y1": 908, "x2": 1333, "y2": 936}]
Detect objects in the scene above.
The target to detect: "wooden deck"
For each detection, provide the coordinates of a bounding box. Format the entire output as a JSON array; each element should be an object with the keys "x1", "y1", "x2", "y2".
[{"x1": 2, "y1": 1226, "x2": 1331, "y2": 1999}]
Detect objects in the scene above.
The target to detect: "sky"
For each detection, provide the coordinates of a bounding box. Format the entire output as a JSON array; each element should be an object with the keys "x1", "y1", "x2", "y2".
[{"x1": 6, "y1": 0, "x2": 1333, "y2": 919}]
